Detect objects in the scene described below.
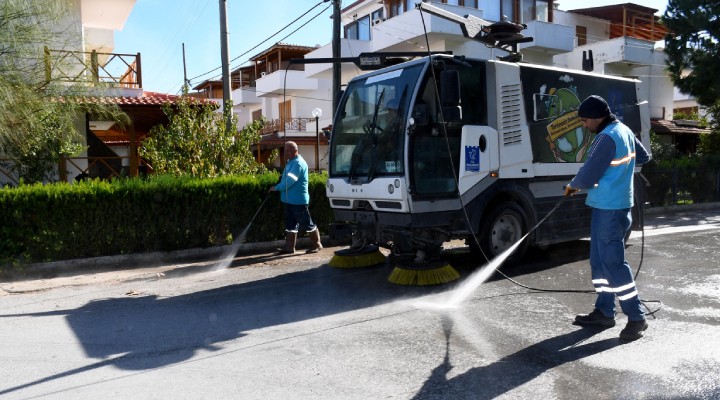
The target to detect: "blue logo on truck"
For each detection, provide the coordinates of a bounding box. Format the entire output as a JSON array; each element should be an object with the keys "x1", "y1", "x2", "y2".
[{"x1": 465, "y1": 146, "x2": 480, "y2": 172}]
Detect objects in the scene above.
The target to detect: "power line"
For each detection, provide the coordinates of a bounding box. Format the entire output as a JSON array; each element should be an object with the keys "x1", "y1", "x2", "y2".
[
  {"x1": 202, "y1": 2, "x2": 333, "y2": 84},
  {"x1": 147, "y1": 0, "x2": 213, "y2": 92},
  {"x1": 187, "y1": 0, "x2": 329, "y2": 84}
]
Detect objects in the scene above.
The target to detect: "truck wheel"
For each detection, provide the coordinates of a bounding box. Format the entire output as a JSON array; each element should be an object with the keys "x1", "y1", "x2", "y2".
[{"x1": 477, "y1": 202, "x2": 529, "y2": 263}]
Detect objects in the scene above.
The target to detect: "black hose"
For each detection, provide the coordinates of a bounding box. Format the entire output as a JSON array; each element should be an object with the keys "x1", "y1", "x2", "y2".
[
  {"x1": 489, "y1": 193, "x2": 661, "y2": 317},
  {"x1": 491, "y1": 195, "x2": 595, "y2": 294},
  {"x1": 236, "y1": 194, "x2": 271, "y2": 245}
]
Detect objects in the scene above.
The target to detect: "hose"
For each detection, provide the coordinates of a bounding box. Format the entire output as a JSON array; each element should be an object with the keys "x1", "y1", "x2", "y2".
[
  {"x1": 235, "y1": 194, "x2": 271, "y2": 245},
  {"x1": 489, "y1": 193, "x2": 661, "y2": 317}
]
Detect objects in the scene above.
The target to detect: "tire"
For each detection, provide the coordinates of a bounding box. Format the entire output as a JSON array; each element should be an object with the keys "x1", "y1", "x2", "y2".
[{"x1": 476, "y1": 201, "x2": 530, "y2": 263}]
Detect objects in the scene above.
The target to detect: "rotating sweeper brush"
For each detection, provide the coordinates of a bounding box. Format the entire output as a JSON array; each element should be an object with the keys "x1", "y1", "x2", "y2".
[{"x1": 328, "y1": 244, "x2": 387, "y2": 269}]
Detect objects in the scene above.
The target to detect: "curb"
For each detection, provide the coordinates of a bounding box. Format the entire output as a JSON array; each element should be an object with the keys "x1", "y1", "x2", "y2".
[
  {"x1": 0, "y1": 237, "x2": 325, "y2": 282},
  {"x1": 643, "y1": 201, "x2": 720, "y2": 215}
]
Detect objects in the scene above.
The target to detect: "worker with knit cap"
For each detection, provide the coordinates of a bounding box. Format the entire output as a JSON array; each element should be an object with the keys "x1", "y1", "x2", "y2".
[
  {"x1": 270, "y1": 141, "x2": 322, "y2": 255},
  {"x1": 565, "y1": 95, "x2": 651, "y2": 341}
]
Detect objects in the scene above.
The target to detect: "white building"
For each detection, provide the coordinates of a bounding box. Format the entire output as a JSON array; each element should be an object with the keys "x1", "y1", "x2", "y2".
[
  {"x1": 190, "y1": 43, "x2": 332, "y2": 171},
  {"x1": 305, "y1": 1, "x2": 672, "y2": 120},
  {"x1": 219, "y1": 1, "x2": 701, "y2": 171},
  {"x1": 0, "y1": 0, "x2": 181, "y2": 185}
]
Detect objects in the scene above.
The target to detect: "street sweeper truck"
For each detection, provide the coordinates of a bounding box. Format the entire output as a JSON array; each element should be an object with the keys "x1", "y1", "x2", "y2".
[{"x1": 324, "y1": 3, "x2": 651, "y2": 282}]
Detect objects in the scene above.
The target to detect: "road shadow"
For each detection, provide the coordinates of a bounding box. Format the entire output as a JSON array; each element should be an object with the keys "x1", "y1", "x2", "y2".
[
  {"x1": 0, "y1": 240, "x2": 600, "y2": 396},
  {"x1": 0, "y1": 259, "x2": 446, "y2": 396},
  {"x1": 412, "y1": 318, "x2": 620, "y2": 400}
]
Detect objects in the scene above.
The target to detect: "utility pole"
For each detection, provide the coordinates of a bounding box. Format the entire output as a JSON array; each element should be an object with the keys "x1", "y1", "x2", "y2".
[
  {"x1": 331, "y1": 0, "x2": 341, "y2": 118},
  {"x1": 219, "y1": 0, "x2": 233, "y2": 132},
  {"x1": 182, "y1": 43, "x2": 188, "y2": 94}
]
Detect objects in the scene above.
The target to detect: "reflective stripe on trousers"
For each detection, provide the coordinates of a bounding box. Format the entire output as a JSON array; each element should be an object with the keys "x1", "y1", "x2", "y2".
[{"x1": 589, "y1": 208, "x2": 644, "y2": 321}]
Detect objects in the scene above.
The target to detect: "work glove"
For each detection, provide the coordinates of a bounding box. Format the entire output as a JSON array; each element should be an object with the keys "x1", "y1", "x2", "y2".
[{"x1": 564, "y1": 185, "x2": 579, "y2": 197}]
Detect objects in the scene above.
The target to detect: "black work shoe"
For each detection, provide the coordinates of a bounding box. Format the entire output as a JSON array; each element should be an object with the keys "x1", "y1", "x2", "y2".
[
  {"x1": 305, "y1": 246, "x2": 322, "y2": 254},
  {"x1": 619, "y1": 319, "x2": 648, "y2": 341},
  {"x1": 574, "y1": 309, "x2": 616, "y2": 327}
]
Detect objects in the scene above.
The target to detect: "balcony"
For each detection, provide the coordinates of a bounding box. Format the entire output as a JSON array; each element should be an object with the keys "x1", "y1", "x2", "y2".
[
  {"x1": 303, "y1": 39, "x2": 373, "y2": 80},
  {"x1": 256, "y1": 70, "x2": 318, "y2": 96},
  {"x1": 260, "y1": 118, "x2": 315, "y2": 135},
  {"x1": 587, "y1": 36, "x2": 656, "y2": 68},
  {"x1": 44, "y1": 47, "x2": 142, "y2": 93},
  {"x1": 519, "y1": 20, "x2": 575, "y2": 54},
  {"x1": 232, "y1": 86, "x2": 260, "y2": 105}
]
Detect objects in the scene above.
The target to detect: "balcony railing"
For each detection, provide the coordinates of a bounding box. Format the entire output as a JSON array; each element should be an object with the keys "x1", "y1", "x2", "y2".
[
  {"x1": 44, "y1": 47, "x2": 142, "y2": 88},
  {"x1": 260, "y1": 118, "x2": 315, "y2": 135}
]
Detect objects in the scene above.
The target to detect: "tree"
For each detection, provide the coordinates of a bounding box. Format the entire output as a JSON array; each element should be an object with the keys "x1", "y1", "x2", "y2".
[
  {"x1": 140, "y1": 98, "x2": 270, "y2": 178},
  {"x1": 663, "y1": 0, "x2": 720, "y2": 107},
  {"x1": 0, "y1": 0, "x2": 125, "y2": 184},
  {"x1": 697, "y1": 103, "x2": 720, "y2": 155}
]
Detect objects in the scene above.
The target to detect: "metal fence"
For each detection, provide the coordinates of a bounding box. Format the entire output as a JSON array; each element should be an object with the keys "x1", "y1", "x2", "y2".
[
  {"x1": 642, "y1": 168, "x2": 720, "y2": 206},
  {"x1": 260, "y1": 118, "x2": 314, "y2": 135}
]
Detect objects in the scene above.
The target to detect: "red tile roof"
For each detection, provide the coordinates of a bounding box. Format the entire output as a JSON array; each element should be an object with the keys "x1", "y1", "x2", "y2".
[{"x1": 55, "y1": 92, "x2": 217, "y2": 106}]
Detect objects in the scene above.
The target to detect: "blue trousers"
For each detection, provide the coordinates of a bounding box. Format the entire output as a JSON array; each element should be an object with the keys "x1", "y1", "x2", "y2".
[
  {"x1": 284, "y1": 203, "x2": 317, "y2": 233},
  {"x1": 590, "y1": 208, "x2": 645, "y2": 321}
]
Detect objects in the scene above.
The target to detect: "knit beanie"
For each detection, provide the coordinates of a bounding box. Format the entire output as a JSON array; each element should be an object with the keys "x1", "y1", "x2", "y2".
[{"x1": 577, "y1": 95, "x2": 611, "y2": 119}]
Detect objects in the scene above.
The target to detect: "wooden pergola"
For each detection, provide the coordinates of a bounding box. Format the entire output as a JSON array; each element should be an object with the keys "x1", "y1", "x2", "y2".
[{"x1": 569, "y1": 3, "x2": 670, "y2": 41}]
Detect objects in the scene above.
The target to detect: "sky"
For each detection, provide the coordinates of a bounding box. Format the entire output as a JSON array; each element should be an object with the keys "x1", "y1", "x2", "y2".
[{"x1": 113, "y1": 0, "x2": 670, "y2": 95}]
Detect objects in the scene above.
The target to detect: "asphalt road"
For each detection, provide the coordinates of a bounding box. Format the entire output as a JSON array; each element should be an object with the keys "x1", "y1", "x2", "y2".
[{"x1": 1, "y1": 207, "x2": 719, "y2": 399}]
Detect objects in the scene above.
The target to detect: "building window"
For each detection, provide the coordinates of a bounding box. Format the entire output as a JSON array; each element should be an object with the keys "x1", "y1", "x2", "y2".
[
  {"x1": 501, "y1": 0, "x2": 517, "y2": 22},
  {"x1": 388, "y1": 0, "x2": 429, "y2": 17},
  {"x1": 388, "y1": 0, "x2": 402, "y2": 17},
  {"x1": 576, "y1": 26, "x2": 587, "y2": 46},
  {"x1": 506, "y1": 0, "x2": 552, "y2": 23},
  {"x1": 429, "y1": 0, "x2": 478, "y2": 6},
  {"x1": 534, "y1": 0, "x2": 550, "y2": 22},
  {"x1": 345, "y1": 15, "x2": 371, "y2": 40},
  {"x1": 371, "y1": 8, "x2": 384, "y2": 24},
  {"x1": 387, "y1": 0, "x2": 479, "y2": 18}
]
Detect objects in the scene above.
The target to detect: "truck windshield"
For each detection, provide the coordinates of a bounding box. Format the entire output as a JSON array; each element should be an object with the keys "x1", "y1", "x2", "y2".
[{"x1": 330, "y1": 63, "x2": 424, "y2": 180}]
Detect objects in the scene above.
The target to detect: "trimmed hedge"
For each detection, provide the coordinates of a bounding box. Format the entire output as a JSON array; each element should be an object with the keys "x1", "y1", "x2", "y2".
[{"x1": 1, "y1": 172, "x2": 333, "y2": 267}]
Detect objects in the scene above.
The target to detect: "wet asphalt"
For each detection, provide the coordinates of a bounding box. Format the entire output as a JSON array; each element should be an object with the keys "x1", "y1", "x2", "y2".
[{"x1": 1, "y1": 205, "x2": 719, "y2": 399}]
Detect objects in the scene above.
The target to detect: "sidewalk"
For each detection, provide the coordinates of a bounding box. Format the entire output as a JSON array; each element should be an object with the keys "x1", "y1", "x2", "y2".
[{"x1": 0, "y1": 236, "x2": 343, "y2": 294}]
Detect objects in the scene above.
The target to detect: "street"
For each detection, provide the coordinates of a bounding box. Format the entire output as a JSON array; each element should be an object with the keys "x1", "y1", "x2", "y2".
[{"x1": 1, "y1": 208, "x2": 719, "y2": 399}]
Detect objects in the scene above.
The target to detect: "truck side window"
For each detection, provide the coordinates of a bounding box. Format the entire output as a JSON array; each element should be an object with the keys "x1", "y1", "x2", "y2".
[
  {"x1": 410, "y1": 60, "x2": 485, "y2": 197},
  {"x1": 411, "y1": 76, "x2": 459, "y2": 196}
]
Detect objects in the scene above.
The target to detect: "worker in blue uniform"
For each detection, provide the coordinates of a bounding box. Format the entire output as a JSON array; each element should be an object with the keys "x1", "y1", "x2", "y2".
[
  {"x1": 565, "y1": 95, "x2": 651, "y2": 341},
  {"x1": 270, "y1": 141, "x2": 322, "y2": 255}
]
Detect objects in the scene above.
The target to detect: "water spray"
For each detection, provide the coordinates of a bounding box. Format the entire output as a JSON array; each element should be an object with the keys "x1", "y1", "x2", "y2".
[
  {"x1": 415, "y1": 193, "x2": 660, "y2": 318},
  {"x1": 215, "y1": 194, "x2": 271, "y2": 270},
  {"x1": 413, "y1": 196, "x2": 569, "y2": 309},
  {"x1": 235, "y1": 194, "x2": 271, "y2": 245}
]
